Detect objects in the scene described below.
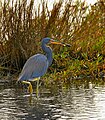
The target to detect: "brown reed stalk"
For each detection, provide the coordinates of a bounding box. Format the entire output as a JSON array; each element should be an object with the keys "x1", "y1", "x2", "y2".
[{"x1": 0, "y1": 0, "x2": 104, "y2": 78}]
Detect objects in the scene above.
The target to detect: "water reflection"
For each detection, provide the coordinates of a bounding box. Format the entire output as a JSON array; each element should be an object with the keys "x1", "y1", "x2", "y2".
[{"x1": 0, "y1": 79, "x2": 105, "y2": 120}]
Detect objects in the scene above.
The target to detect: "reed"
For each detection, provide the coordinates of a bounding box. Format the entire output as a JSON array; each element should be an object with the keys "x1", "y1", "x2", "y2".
[{"x1": 0, "y1": 0, "x2": 105, "y2": 80}]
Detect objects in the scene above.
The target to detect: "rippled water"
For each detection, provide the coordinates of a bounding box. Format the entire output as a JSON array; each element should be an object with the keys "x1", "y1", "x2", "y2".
[{"x1": 0, "y1": 79, "x2": 105, "y2": 120}]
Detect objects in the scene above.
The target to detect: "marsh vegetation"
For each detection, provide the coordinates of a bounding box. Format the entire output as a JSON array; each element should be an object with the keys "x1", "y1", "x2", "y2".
[{"x1": 0, "y1": 0, "x2": 105, "y2": 81}]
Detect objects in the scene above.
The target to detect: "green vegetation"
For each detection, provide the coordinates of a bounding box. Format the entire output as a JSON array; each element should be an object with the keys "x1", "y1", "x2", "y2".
[{"x1": 0, "y1": 0, "x2": 105, "y2": 81}]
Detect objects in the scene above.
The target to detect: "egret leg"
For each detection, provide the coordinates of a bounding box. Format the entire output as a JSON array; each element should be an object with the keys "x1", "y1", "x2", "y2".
[
  {"x1": 36, "y1": 79, "x2": 39, "y2": 98},
  {"x1": 31, "y1": 77, "x2": 40, "y2": 82},
  {"x1": 22, "y1": 81, "x2": 33, "y2": 95},
  {"x1": 29, "y1": 77, "x2": 40, "y2": 98}
]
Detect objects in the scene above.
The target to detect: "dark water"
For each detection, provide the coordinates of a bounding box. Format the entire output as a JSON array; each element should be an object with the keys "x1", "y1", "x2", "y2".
[{"x1": 0, "y1": 79, "x2": 105, "y2": 120}]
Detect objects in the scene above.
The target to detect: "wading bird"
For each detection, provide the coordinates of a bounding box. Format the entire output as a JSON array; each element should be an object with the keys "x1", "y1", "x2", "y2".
[{"x1": 18, "y1": 37, "x2": 68, "y2": 96}]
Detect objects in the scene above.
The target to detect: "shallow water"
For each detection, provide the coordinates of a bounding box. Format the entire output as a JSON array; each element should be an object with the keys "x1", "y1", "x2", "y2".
[{"x1": 0, "y1": 79, "x2": 105, "y2": 120}]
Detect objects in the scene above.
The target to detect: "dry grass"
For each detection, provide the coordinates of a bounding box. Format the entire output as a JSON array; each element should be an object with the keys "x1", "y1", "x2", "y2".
[{"x1": 0, "y1": 0, "x2": 105, "y2": 79}]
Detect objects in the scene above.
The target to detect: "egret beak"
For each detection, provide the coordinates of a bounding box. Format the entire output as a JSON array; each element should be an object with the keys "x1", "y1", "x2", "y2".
[
  {"x1": 50, "y1": 39, "x2": 66, "y2": 46},
  {"x1": 50, "y1": 39, "x2": 71, "y2": 47}
]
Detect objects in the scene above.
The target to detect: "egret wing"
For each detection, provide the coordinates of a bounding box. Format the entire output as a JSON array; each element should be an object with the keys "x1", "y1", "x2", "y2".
[{"x1": 18, "y1": 54, "x2": 48, "y2": 81}]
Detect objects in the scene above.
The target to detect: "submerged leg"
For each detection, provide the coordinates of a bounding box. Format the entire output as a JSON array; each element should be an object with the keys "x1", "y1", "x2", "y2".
[{"x1": 22, "y1": 81, "x2": 33, "y2": 95}]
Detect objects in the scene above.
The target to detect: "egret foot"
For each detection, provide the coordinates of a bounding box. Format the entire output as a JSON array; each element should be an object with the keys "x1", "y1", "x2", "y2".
[
  {"x1": 22, "y1": 81, "x2": 33, "y2": 95},
  {"x1": 28, "y1": 83, "x2": 33, "y2": 95}
]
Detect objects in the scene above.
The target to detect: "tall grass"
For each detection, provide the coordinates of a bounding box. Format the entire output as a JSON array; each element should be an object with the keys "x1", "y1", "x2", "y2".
[{"x1": 0, "y1": 0, "x2": 105, "y2": 79}]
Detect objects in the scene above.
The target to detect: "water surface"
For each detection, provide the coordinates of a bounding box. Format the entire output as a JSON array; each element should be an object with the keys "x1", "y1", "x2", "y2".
[{"x1": 0, "y1": 79, "x2": 105, "y2": 120}]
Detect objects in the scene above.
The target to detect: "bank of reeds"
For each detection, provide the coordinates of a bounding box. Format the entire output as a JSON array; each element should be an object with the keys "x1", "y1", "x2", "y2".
[{"x1": 0, "y1": 0, "x2": 105, "y2": 80}]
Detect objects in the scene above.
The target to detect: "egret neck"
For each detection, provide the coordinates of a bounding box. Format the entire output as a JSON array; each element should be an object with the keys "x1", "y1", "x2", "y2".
[{"x1": 41, "y1": 42, "x2": 53, "y2": 66}]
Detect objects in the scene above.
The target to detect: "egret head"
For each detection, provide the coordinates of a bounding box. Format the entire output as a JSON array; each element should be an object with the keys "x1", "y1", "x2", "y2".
[
  {"x1": 42, "y1": 37, "x2": 51, "y2": 44},
  {"x1": 42, "y1": 37, "x2": 66, "y2": 46}
]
